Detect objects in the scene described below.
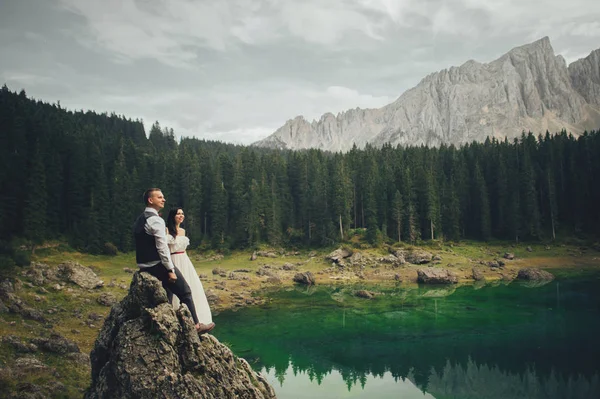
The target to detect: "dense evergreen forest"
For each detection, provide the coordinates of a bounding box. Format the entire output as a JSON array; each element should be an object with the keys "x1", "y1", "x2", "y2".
[{"x1": 2, "y1": 85, "x2": 600, "y2": 256}]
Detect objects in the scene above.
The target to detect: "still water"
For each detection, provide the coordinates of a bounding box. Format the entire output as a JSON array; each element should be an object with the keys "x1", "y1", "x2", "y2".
[{"x1": 213, "y1": 271, "x2": 600, "y2": 399}]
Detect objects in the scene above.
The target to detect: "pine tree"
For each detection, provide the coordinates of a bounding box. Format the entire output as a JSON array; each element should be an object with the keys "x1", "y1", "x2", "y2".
[
  {"x1": 331, "y1": 156, "x2": 352, "y2": 241},
  {"x1": 210, "y1": 166, "x2": 228, "y2": 248},
  {"x1": 473, "y1": 162, "x2": 491, "y2": 240},
  {"x1": 23, "y1": 141, "x2": 47, "y2": 253},
  {"x1": 391, "y1": 190, "x2": 403, "y2": 242}
]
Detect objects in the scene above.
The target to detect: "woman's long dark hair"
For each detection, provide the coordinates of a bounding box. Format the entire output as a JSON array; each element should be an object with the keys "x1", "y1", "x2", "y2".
[{"x1": 166, "y1": 207, "x2": 183, "y2": 238}]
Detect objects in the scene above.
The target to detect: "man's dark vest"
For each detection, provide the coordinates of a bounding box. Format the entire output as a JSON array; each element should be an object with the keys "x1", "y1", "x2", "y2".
[{"x1": 133, "y1": 211, "x2": 161, "y2": 264}]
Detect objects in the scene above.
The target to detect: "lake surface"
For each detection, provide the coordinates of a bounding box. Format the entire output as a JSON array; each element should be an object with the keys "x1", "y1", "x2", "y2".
[{"x1": 213, "y1": 271, "x2": 600, "y2": 399}]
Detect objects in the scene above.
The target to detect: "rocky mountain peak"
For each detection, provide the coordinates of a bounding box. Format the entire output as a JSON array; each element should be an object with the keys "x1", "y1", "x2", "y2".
[
  {"x1": 85, "y1": 272, "x2": 276, "y2": 399},
  {"x1": 254, "y1": 37, "x2": 600, "y2": 152}
]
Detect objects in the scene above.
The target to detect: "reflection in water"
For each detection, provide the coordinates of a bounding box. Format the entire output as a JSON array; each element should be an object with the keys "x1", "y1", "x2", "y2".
[
  {"x1": 214, "y1": 274, "x2": 600, "y2": 398},
  {"x1": 262, "y1": 366, "x2": 435, "y2": 399},
  {"x1": 427, "y1": 358, "x2": 599, "y2": 399}
]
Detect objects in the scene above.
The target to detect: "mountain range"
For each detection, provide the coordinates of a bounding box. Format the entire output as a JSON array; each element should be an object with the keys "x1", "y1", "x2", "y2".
[{"x1": 253, "y1": 37, "x2": 600, "y2": 151}]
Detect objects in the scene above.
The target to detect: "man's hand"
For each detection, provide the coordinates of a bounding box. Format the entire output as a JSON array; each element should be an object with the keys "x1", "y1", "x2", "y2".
[{"x1": 168, "y1": 271, "x2": 177, "y2": 283}]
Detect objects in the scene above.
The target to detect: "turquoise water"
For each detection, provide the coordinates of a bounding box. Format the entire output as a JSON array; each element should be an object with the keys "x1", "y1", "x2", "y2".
[{"x1": 213, "y1": 273, "x2": 600, "y2": 398}]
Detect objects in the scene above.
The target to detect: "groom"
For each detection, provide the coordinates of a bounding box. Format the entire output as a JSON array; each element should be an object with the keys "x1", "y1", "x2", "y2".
[{"x1": 133, "y1": 187, "x2": 210, "y2": 333}]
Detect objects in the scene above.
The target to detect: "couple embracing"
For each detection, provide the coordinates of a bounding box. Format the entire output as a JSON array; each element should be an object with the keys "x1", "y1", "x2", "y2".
[{"x1": 133, "y1": 188, "x2": 215, "y2": 334}]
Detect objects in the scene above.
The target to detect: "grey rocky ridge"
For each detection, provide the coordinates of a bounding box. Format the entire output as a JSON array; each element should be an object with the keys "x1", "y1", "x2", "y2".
[
  {"x1": 85, "y1": 272, "x2": 276, "y2": 399},
  {"x1": 254, "y1": 37, "x2": 600, "y2": 152}
]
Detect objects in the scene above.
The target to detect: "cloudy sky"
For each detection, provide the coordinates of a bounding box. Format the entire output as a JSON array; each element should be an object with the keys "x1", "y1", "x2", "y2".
[{"x1": 1, "y1": 0, "x2": 599, "y2": 144}]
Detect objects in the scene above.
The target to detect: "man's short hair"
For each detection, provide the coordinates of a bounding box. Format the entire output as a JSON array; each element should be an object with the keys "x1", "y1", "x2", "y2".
[{"x1": 143, "y1": 188, "x2": 161, "y2": 205}]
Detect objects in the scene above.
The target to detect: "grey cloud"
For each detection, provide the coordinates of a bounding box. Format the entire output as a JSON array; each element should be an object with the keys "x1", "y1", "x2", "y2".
[{"x1": 1, "y1": 0, "x2": 599, "y2": 146}]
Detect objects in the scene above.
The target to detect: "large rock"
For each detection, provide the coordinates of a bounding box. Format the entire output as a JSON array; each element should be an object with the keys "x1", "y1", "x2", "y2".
[
  {"x1": 86, "y1": 272, "x2": 276, "y2": 399},
  {"x1": 404, "y1": 250, "x2": 433, "y2": 265},
  {"x1": 325, "y1": 248, "x2": 353, "y2": 264},
  {"x1": 31, "y1": 333, "x2": 80, "y2": 355},
  {"x1": 516, "y1": 268, "x2": 555, "y2": 281},
  {"x1": 0, "y1": 279, "x2": 46, "y2": 322},
  {"x1": 293, "y1": 271, "x2": 315, "y2": 286},
  {"x1": 417, "y1": 268, "x2": 458, "y2": 284},
  {"x1": 254, "y1": 37, "x2": 600, "y2": 151},
  {"x1": 56, "y1": 261, "x2": 104, "y2": 289}
]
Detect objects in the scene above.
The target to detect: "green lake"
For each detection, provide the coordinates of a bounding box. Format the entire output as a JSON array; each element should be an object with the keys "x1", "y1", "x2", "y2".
[{"x1": 213, "y1": 270, "x2": 600, "y2": 399}]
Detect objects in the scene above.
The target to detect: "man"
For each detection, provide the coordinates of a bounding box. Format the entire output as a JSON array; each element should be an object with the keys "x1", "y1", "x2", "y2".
[{"x1": 133, "y1": 187, "x2": 212, "y2": 333}]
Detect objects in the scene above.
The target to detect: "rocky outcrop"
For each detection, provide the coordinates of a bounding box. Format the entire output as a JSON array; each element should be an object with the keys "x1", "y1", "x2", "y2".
[
  {"x1": 85, "y1": 272, "x2": 276, "y2": 399},
  {"x1": 255, "y1": 37, "x2": 600, "y2": 152},
  {"x1": 516, "y1": 268, "x2": 555, "y2": 281},
  {"x1": 0, "y1": 279, "x2": 46, "y2": 322},
  {"x1": 417, "y1": 268, "x2": 458, "y2": 284}
]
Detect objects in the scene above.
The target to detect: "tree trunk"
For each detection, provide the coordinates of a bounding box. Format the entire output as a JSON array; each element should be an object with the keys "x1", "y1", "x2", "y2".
[
  {"x1": 339, "y1": 214, "x2": 343, "y2": 240},
  {"x1": 430, "y1": 220, "x2": 434, "y2": 240},
  {"x1": 551, "y1": 210, "x2": 556, "y2": 240}
]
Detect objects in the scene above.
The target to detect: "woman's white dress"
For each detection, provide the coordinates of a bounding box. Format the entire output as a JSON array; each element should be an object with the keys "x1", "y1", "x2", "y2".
[{"x1": 167, "y1": 235, "x2": 213, "y2": 324}]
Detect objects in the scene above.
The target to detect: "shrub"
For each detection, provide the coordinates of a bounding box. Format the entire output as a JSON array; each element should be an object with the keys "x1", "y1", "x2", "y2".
[
  {"x1": 13, "y1": 250, "x2": 31, "y2": 267},
  {"x1": 103, "y1": 242, "x2": 118, "y2": 256}
]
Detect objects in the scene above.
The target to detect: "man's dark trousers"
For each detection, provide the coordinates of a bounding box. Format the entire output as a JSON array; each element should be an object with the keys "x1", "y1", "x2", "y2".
[{"x1": 141, "y1": 263, "x2": 200, "y2": 324}]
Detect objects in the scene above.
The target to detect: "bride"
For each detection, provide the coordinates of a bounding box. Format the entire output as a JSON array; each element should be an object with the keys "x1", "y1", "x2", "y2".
[{"x1": 166, "y1": 207, "x2": 214, "y2": 333}]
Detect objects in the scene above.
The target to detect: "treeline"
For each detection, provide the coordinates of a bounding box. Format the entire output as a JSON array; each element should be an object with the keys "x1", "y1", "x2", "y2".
[{"x1": 1, "y1": 85, "x2": 600, "y2": 254}]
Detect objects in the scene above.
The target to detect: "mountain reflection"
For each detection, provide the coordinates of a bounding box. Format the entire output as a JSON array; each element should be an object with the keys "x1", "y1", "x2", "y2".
[{"x1": 214, "y1": 276, "x2": 600, "y2": 398}]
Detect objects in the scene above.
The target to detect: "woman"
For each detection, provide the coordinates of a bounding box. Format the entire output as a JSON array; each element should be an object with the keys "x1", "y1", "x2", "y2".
[{"x1": 166, "y1": 207, "x2": 215, "y2": 333}]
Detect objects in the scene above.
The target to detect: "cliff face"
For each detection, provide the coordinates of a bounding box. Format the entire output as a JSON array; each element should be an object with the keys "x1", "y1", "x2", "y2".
[
  {"x1": 569, "y1": 48, "x2": 600, "y2": 107},
  {"x1": 254, "y1": 37, "x2": 600, "y2": 152},
  {"x1": 86, "y1": 272, "x2": 276, "y2": 399}
]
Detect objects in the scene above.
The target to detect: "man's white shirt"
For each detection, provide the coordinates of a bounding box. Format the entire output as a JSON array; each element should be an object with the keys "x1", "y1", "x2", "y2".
[{"x1": 137, "y1": 207, "x2": 175, "y2": 271}]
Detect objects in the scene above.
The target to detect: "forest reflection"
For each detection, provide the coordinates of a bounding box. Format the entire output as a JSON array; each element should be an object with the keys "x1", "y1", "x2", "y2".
[{"x1": 215, "y1": 276, "x2": 600, "y2": 398}]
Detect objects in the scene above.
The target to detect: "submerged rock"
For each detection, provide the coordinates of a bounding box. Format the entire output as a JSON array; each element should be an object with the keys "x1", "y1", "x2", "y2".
[{"x1": 86, "y1": 272, "x2": 276, "y2": 399}]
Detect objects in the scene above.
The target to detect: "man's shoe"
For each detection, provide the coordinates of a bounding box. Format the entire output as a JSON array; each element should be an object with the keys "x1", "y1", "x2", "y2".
[{"x1": 196, "y1": 322, "x2": 215, "y2": 334}]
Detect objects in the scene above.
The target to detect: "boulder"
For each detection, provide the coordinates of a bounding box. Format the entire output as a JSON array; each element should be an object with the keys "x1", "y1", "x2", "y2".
[
  {"x1": 86, "y1": 272, "x2": 275, "y2": 399},
  {"x1": 355, "y1": 290, "x2": 374, "y2": 299},
  {"x1": 378, "y1": 255, "x2": 402, "y2": 266},
  {"x1": 417, "y1": 268, "x2": 458, "y2": 284},
  {"x1": 405, "y1": 250, "x2": 434, "y2": 265},
  {"x1": 472, "y1": 268, "x2": 486, "y2": 282},
  {"x1": 503, "y1": 252, "x2": 515, "y2": 260},
  {"x1": 281, "y1": 263, "x2": 297, "y2": 271},
  {"x1": 0, "y1": 279, "x2": 46, "y2": 322},
  {"x1": 293, "y1": 271, "x2": 315, "y2": 286},
  {"x1": 97, "y1": 292, "x2": 118, "y2": 307},
  {"x1": 256, "y1": 251, "x2": 278, "y2": 258},
  {"x1": 325, "y1": 248, "x2": 352, "y2": 264},
  {"x1": 516, "y1": 268, "x2": 555, "y2": 281},
  {"x1": 31, "y1": 333, "x2": 80, "y2": 355},
  {"x1": 56, "y1": 262, "x2": 104, "y2": 289}
]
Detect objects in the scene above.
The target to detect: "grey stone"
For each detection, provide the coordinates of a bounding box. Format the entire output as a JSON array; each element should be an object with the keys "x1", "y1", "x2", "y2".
[
  {"x1": 417, "y1": 268, "x2": 458, "y2": 284},
  {"x1": 293, "y1": 271, "x2": 316, "y2": 286}
]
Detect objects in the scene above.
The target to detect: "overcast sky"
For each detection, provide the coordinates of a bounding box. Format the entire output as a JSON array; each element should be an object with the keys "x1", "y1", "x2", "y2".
[{"x1": 1, "y1": 0, "x2": 599, "y2": 144}]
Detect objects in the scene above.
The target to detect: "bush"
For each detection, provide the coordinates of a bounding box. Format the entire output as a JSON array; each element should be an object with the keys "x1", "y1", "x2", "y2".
[
  {"x1": 13, "y1": 250, "x2": 31, "y2": 267},
  {"x1": 103, "y1": 242, "x2": 118, "y2": 256},
  {"x1": 0, "y1": 255, "x2": 16, "y2": 270}
]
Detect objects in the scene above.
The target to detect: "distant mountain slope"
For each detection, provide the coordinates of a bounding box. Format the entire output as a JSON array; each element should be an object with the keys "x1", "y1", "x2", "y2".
[{"x1": 254, "y1": 37, "x2": 600, "y2": 151}]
